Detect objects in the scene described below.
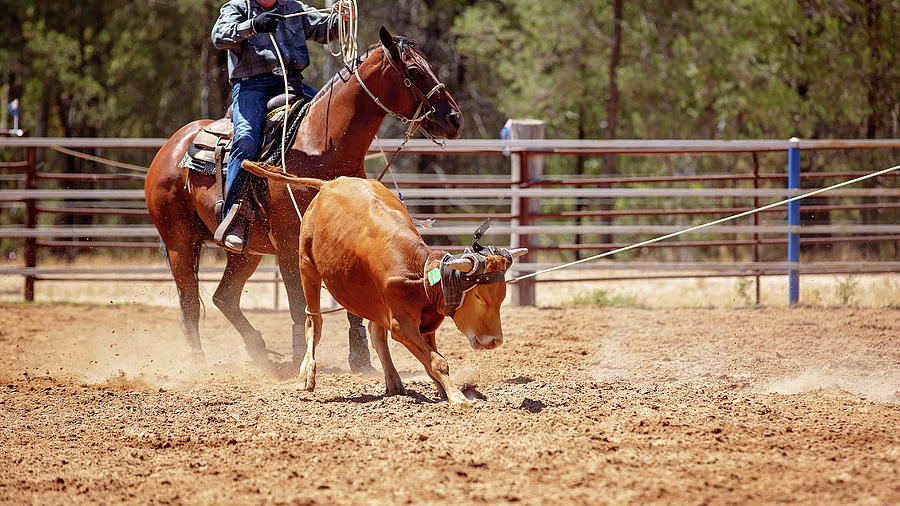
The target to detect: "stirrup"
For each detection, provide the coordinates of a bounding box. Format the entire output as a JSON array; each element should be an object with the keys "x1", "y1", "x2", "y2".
[{"x1": 214, "y1": 201, "x2": 250, "y2": 253}]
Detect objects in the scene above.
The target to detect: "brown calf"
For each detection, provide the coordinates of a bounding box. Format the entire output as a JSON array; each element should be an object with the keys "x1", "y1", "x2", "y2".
[{"x1": 242, "y1": 162, "x2": 526, "y2": 404}]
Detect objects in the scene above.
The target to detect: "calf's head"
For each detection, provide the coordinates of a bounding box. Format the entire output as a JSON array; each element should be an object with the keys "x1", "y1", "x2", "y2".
[{"x1": 440, "y1": 247, "x2": 527, "y2": 350}]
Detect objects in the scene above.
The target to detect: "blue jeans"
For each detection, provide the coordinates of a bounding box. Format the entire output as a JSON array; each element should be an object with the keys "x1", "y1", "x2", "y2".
[{"x1": 224, "y1": 75, "x2": 318, "y2": 217}]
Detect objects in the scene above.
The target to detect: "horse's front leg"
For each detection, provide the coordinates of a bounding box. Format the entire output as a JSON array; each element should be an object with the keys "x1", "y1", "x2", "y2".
[{"x1": 212, "y1": 252, "x2": 273, "y2": 368}]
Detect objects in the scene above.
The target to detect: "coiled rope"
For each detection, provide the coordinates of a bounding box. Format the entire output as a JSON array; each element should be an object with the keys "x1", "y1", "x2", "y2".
[{"x1": 284, "y1": 0, "x2": 358, "y2": 65}]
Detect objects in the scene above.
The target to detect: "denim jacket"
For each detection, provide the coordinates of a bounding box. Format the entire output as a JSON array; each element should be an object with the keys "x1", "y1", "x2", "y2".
[{"x1": 211, "y1": 0, "x2": 338, "y2": 83}]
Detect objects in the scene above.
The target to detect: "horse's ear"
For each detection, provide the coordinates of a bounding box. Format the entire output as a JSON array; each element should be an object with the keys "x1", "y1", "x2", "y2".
[
  {"x1": 379, "y1": 26, "x2": 394, "y2": 48},
  {"x1": 379, "y1": 26, "x2": 401, "y2": 61}
]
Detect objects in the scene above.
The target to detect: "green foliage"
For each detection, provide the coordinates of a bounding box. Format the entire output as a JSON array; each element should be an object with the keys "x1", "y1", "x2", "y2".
[
  {"x1": 455, "y1": 1, "x2": 611, "y2": 139},
  {"x1": 3, "y1": 0, "x2": 226, "y2": 138},
  {"x1": 5, "y1": 0, "x2": 897, "y2": 142},
  {"x1": 566, "y1": 289, "x2": 641, "y2": 308},
  {"x1": 834, "y1": 274, "x2": 859, "y2": 306},
  {"x1": 455, "y1": 0, "x2": 899, "y2": 141},
  {"x1": 734, "y1": 278, "x2": 755, "y2": 306}
]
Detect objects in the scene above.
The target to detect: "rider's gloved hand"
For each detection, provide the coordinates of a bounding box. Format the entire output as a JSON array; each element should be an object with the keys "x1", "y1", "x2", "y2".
[
  {"x1": 333, "y1": 1, "x2": 351, "y2": 21},
  {"x1": 252, "y1": 11, "x2": 284, "y2": 33}
]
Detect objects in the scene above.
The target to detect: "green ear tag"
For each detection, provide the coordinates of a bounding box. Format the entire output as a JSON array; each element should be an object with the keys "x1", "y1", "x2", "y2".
[{"x1": 427, "y1": 268, "x2": 441, "y2": 286}]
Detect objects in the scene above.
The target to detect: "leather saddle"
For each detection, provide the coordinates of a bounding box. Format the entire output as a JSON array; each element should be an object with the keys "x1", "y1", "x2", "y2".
[
  {"x1": 178, "y1": 93, "x2": 310, "y2": 253},
  {"x1": 180, "y1": 93, "x2": 305, "y2": 179}
]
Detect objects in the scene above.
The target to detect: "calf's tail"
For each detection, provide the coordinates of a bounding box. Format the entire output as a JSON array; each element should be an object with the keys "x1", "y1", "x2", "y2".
[{"x1": 241, "y1": 160, "x2": 325, "y2": 189}]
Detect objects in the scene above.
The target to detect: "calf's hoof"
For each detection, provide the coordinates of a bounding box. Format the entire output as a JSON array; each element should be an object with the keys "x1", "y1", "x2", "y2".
[
  {"x1": 298, "y1": 360, "x2": 317, "y2": 392},
  {"x1": 447, "y1": 390, "x2": 475, "y2": 405},
  {"x1": 385, "y1": 382, "x2": 407, "y2": 397}
]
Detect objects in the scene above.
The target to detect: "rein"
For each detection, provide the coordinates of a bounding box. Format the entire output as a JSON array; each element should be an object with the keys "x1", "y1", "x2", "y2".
[
  {"x1": 351, "y1": 45, "x2": 448, "y2": 182},
  {"x1": 268, "y1": 21, "x2": 450, "y2": 220}
]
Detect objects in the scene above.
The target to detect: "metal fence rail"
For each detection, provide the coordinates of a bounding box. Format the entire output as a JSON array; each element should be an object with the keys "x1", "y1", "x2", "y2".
[
  {"x1": 4, "y1": 224, "x2": 900, "y2": 238},
  {"x1": 4, "y1": 187, "x2": 900, "y2": 200},
  {"x1": 2, "y1": 135, "x2": 899, "y2": 306}
]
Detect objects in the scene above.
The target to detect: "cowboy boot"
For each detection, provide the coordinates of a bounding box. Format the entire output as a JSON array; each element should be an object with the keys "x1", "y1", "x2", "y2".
[{"x1": 214, "y1": 200, "x2": 249, "y2": 253}]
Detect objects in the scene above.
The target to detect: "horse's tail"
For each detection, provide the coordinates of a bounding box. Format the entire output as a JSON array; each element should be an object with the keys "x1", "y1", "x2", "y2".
[{"x1": 241, "y1": 160, "x2": 326, "y2": 189}]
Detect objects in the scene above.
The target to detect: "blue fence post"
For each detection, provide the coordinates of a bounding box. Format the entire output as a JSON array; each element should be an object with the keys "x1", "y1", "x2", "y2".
[{"x1": 788, "y1": 137, "x2": 800, "y2": 305}]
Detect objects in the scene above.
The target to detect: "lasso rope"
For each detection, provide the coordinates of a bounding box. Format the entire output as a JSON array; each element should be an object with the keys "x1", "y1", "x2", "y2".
[
  {"x1": 269, "y1": 0, "x2": 359, "y2": 224},
  {"x1": 284, "y1": 0, "x2": 358, "y2": 65},
  {"x1": 508, "y1": 162, "x2": 900, "y2": 283},
  {"x1": 50, "y1": 145, "x2": 148, "y2": 173}
]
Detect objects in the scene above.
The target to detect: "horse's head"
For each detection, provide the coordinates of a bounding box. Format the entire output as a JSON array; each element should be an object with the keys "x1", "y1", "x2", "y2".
[{"x1": 376, "y1": 26, "x2": 462, "y2": 140}]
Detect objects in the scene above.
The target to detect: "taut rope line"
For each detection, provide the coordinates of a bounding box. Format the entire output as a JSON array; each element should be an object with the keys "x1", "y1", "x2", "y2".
[
  {"x1": 508, "y1": 163, "x2": 900, "y2": 283},
  {"x1": 50, "y1": 145, "x2": 148, "y2": 173}
]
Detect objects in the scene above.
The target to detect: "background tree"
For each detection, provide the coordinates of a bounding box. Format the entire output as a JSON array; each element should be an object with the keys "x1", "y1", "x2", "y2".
[{"x1": 1, "y1": 0, "x2": 898, "y2": 260}]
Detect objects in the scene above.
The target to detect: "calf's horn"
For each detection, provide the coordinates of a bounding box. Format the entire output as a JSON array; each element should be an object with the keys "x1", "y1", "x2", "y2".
[
  {"x1": 445, "y1": 257, "x2": 475, "y2": 273},
  {"x1": 505, "y1": 248, "x2": 529, "y2": 259}
]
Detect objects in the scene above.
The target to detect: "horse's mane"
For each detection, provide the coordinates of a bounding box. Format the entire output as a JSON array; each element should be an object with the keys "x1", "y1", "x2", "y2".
[{"x1": 310, "y1": 35, "x2": 422, "y2": 103}]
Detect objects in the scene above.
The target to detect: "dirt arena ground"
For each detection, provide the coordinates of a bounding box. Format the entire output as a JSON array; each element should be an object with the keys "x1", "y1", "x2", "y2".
[{"x1": 1, "y1": 302, "x2": 898, "y2": 504}]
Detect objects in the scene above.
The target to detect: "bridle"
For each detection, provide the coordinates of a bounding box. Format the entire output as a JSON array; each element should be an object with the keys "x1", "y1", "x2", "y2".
[
  {"x1": 352, "y1": 41, "x2": 449, "y2": 181},
  {"x1": 353, "y1": 43, "x2": 446, "y2": 125}
]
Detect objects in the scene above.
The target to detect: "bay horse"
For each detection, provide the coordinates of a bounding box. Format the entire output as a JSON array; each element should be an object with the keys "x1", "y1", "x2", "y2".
[{"x1": 144, "y1": 27, "x2": 462, "y2": 374}]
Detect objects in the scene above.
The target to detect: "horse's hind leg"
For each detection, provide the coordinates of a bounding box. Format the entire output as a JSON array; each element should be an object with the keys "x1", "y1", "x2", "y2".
[
  {"x1": 275, "y1": 248, "x2": 308, "y2": 370},
  {"x1": 347, "y1": 313, "x2": 374, "y2": 373},
  {"x1": 212, "y1": 252, "x2": 272, "y2": 368},
  {"x1": 165, "y1": 241, "x2": 205, "y2": 363}
]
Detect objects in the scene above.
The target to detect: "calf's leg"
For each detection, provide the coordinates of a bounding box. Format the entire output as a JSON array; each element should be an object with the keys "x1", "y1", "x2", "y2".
[
  {"x1": 298, "y1": 262, "x2": 323, "y2": 391},
  {"x1": 368, "y1": 321, "x2": 405, "y2": 396},
  {"x1": 420, "y1": 330, "x2": 445, "y2": 396},
  {"x1": 392, "y1": 318, "x2": 471, "y2": 404}
]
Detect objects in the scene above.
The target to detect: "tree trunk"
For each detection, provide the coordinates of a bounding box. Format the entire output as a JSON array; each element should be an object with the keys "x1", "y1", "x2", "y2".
[
  {"x1": 860, "y1": 0, "x2": 882, "y2": 256},
  {"x1": 599, "y1": 0, "x2": 623, "y2": 247}
]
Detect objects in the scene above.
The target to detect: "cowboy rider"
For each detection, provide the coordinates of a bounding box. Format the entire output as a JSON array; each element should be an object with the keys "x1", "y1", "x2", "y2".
[{"x1": 211, "y1": 0, "x2": 349, "y2": 251}]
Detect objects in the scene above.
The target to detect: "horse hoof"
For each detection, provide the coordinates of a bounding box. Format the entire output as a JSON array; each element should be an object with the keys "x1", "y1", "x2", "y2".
[
  {"x1": 448, "y1": 391, "x2": 475, "y2": 405},
  {"x1": 190, "y1": 351, "x2": 206, "y2": 365},
  {"x1": 385, "y1": 385, "x2": 407, "y2": 397},
  {"x1": 248, "y1": 355, "x2": 282, "y2": 377},
  {"x1": 349, "y1": 352, "x2": 376, "y2": 375},
  {"x1": 350, "y1": 363, "x2": 377, "y2": 376}
]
